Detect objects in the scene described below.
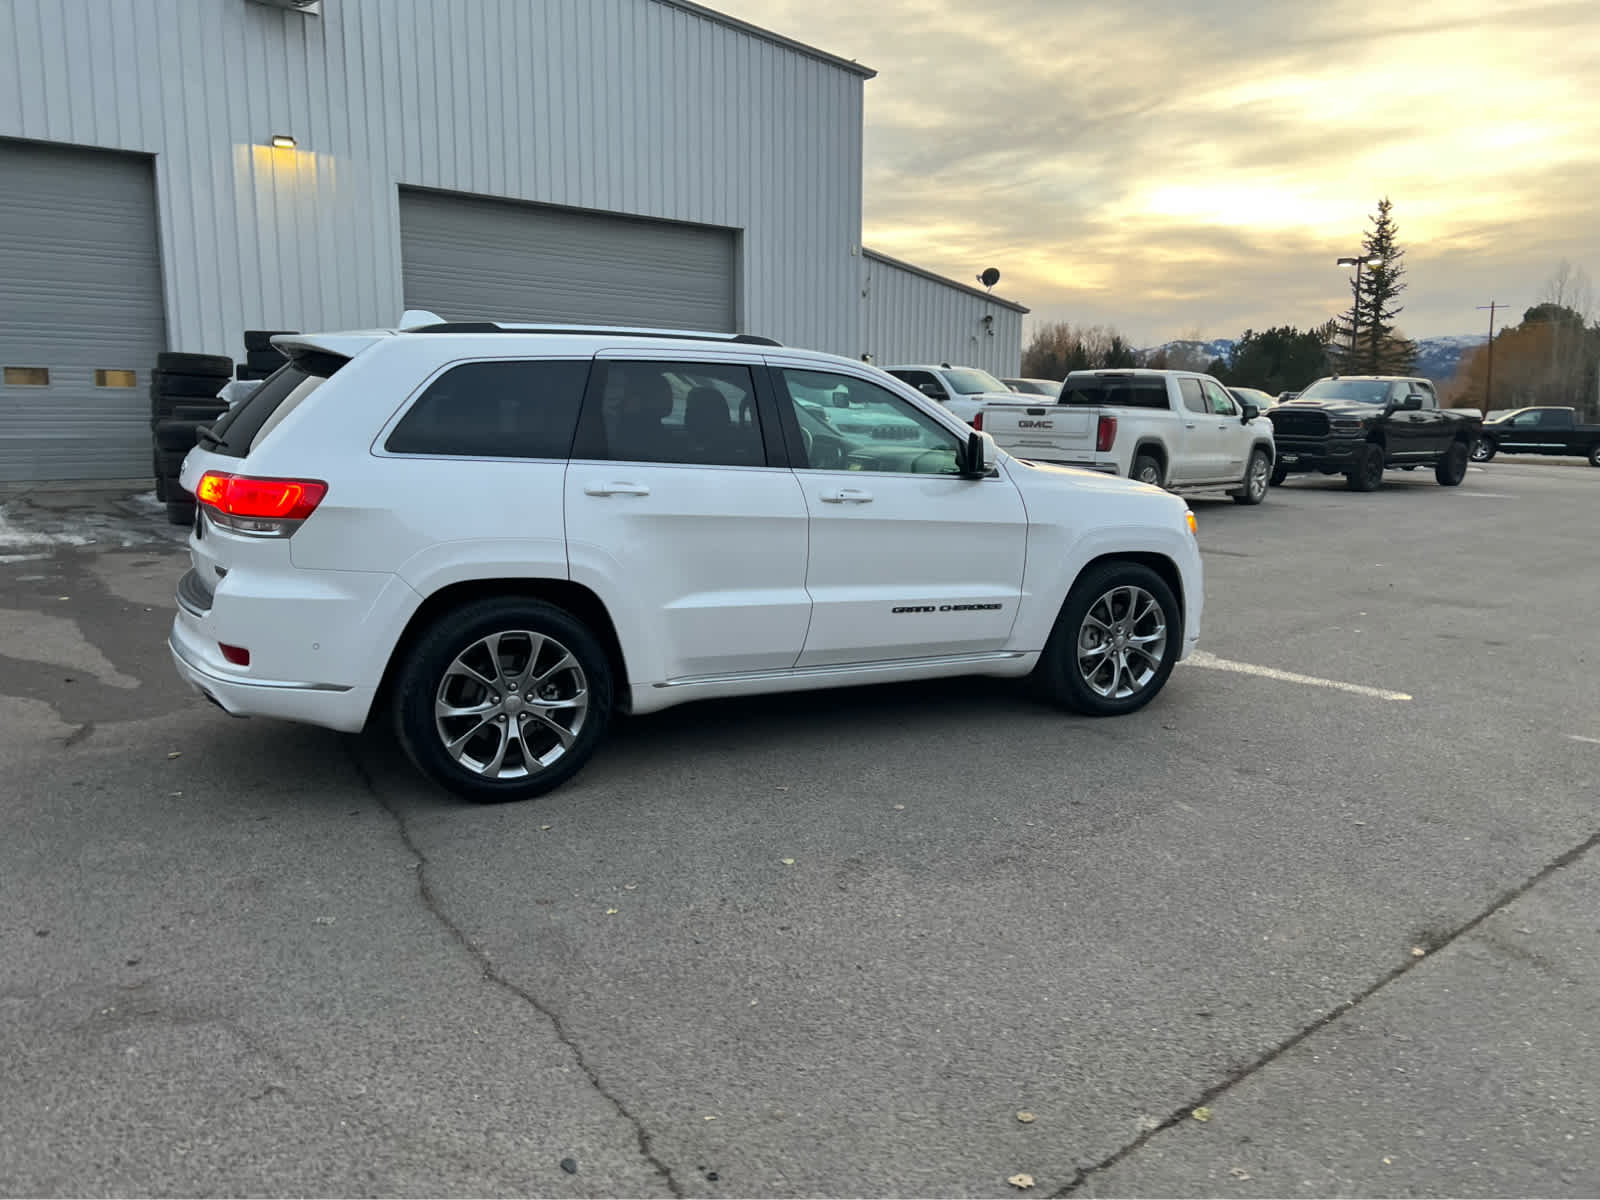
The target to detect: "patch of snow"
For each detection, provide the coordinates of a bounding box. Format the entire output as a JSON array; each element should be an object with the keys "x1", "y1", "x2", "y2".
[{"x1": 0, "y1": 508, "x2": 95, "y2": 550}]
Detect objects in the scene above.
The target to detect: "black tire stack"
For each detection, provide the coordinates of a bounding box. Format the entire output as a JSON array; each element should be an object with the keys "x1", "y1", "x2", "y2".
[
  {"x1": 235, "y1": 329, "x2": 297, "y2": 383},
  {"x1": 150, "y1": 352, "x2": 232, "y2": 525}
]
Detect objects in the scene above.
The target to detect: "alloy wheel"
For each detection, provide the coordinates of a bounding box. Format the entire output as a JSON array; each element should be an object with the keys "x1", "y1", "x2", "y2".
[
  {"x1": 433, "y1": 630, "x2": 589, "y2": 779},
  {"x1": 1076, "y1": 585, "x2": 1168, "y2": 700}
]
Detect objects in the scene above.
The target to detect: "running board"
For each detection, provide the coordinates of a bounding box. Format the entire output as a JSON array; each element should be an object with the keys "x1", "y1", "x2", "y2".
[{"x1": 655, "y1": 651, "x2": 1031, "y2": 689}]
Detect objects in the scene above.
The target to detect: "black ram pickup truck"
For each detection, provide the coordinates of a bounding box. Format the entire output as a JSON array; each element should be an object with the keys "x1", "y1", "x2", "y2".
[
  {"x1": 1471, "y1": 406, "x2": 1600, "y2": 467},
  {"x1": 1266, "y1": 375, "x2": 1482, "y2": 492}
]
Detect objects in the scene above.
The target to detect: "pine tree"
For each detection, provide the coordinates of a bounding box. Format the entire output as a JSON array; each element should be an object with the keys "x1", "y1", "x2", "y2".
[{"x1": 1331, "y1": 197, "x2": 1418, "y2": 375}]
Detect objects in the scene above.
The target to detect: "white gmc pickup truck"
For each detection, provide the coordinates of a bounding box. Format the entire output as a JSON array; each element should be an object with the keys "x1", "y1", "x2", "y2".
[{"x1": 977, "y1": 369, "x2": 1278, "y2": 505}]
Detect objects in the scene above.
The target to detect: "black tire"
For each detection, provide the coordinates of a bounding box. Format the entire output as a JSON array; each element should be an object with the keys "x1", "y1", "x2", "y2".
[
  {"x1": 1435, "y1": 439, "x2": 1469, "y2": 486},
  {"x1": 244, "y1": 329, "x2": 298, "y2": 353},
  {"x1": 1130, "y1": 453, "x2": 1164, "y2": 487},
  {"x1": 158, "y1": 447, "x2": 188, "y2": 477},
  {"x1": 1471, "y1": 438, "x2": 1497, "y2": 463},
  {"x1": 1346, "y1": 443, "x2": 1384, "y2": 491},
  {"x1": 1588, "y1": 444, "x2": 1600, "y2": 468},
  {"x1": 394, "y1": 597, "x2": 613, "y2": 803},
  {"x1": 1232, "y1": 448, "x2": 1271, "y2": 505},
  {"x1": 1269, "y1": 459, "x2": 1289, "y2": 486},
  {"x1": 153, "y1": 418, "x2": 205, "y2": 452},
  {"x1": 247, "y1": 348, "x2": 288, "y2": 373},
  {"x1": 165, "y1": 498, "x2": 196, "y2": 527},
  {"x1": 1031, "y1": 561, "x2": 1181, "y2": 717},
  {"x1": 157, "y1": 352, "x2": 233, "y2": 377},
  {"x1": 153, "y1": 447, "x2": 168, "y2": 502},
  {"x1": 151, "y1": 370, "x2": 227, "y2": 398}
]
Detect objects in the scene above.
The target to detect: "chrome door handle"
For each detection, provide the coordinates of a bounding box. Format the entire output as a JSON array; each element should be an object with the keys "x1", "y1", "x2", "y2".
[
  {"x1": 584, "y1": 481, "x2": 651, "y2": 497},
  {"x1": 1184, "y1": 423, "x2": 1197, "y2": 430},
  {"x1": 820, "y1": 488, "x2": 873, "y2": 504}
]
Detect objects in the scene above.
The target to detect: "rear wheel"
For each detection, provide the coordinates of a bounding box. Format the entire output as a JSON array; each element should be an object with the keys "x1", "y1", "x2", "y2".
[
  {"x1": 1346, "y1": 443, "x2": 1384, "y2": 491},
  {"x1": 1232, "y1": 448, "x2": 1271, "y2": 505},
  {"x1": 394, "y1": 598, "x2": 612, "y2": 803},
  {"x1": 1130, "y1": 454, "x2": 1164, "y2": 487},
  {"x1": 1588, "y1": 444, "x2": 1600, "y2": 468},
  {"x1": 1471, "y1": 438, "x2": 1497, "y2": 462},
  {"x1": 1031, "y1": 562, "x2": 1180, "y2": 717},
  {"x1": 1435, "y1": 439, "x2": 1469, "y2": 486}
]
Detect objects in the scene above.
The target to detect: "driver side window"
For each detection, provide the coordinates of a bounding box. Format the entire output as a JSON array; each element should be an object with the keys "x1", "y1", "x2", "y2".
[
  {"x1": 773, "y1": 368, "x2": 963, "y2": 476},
  {"x1": 1202, "y1": 380, "x2": 1238, "y2": 416}
]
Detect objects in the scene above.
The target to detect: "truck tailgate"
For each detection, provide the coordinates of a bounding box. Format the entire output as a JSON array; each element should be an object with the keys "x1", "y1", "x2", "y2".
[{"x1": 981, "y1": 402, "x2": 1097, "y2": 459}]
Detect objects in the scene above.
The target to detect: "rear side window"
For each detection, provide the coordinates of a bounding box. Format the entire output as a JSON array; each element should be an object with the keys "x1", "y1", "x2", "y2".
[
  {"x1": 571, "y1": 360, "x2": 767, "y2": 467},
  {"x1": 386, "y1": 359, "x2": 590, "y2": 458},
  {"x1": 205, "y1": 350, "x2": 345, "y2": 459},
  {"x1": 1059, "y1": 378, "x2": 1171, "y2": 410}
]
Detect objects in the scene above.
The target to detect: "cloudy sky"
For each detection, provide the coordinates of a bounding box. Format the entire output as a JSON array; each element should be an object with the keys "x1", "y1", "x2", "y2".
[{"x1": 720, "y1": 0, "x2": 1599, "y2": 345}]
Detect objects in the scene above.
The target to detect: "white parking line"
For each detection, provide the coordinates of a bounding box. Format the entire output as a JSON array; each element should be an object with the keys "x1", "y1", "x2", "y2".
[
  {"x1": 1460, "y1": 491, "x2": 1515, "y2": 499},
  {"x1": 1568, "y1": 735, "x2": 1600, "y2": 746},
  {"x1": 1184, "y1": 650, "x2": 1412, "y2": 701}
]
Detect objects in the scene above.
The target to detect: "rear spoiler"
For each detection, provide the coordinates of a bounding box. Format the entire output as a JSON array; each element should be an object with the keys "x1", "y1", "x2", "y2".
[{"x1": 269, "y1": 332, "x2": 385, "y2": 361}]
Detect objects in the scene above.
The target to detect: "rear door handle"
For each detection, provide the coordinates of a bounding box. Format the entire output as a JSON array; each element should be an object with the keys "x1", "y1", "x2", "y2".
[
  {"x1": 820, "y1": 488, "x2": 873, "y2": 504},
  {"x1": 584, "y1": 481, "x2": 651, "y2": 497}
]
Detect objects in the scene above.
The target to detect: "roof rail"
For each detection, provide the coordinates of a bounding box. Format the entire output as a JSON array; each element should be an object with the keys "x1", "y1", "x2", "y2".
[{"x1": 404, "y1": 321, "x2": 782, "y2": 347}]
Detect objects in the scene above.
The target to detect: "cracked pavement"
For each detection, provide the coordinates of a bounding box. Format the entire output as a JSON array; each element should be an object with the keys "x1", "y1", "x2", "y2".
[{"x1": 1, "y1": 461, "x2": 1597, "y2": 1197}]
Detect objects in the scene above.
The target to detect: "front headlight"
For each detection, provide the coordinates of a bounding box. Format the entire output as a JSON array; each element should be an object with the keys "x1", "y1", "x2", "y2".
[{"x1": 1331, "y1": 417, "x2": 1366, "y2": 433}]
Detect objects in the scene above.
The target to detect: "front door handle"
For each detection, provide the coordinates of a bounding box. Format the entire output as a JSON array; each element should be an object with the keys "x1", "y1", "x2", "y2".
[
  {"x1": 584, "y1": 481, "x2": 651, "y2": 497},
  {"x1": 820, "y1": 488, "x2": 874, "y2": 504},
  {"x1": 1184, "y1": 422, "x2": 1197, "y2": 430}
]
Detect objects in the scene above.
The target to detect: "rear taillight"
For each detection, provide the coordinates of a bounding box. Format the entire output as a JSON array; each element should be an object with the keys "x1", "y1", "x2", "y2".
[
  {"x1": 196, "y1": 471, "x2": 326, "y2": 537},
  {"x1": 1096, "y1": 414, "x2": 1118, "y2": 453},
  {"x1": 971, "y1": 411, "x2": 984, "y2": 430}
]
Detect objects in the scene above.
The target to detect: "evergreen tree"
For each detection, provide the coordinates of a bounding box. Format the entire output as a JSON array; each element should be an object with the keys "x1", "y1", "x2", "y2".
[{"x1": 1331, "y1": 197, "x2": 1418, "y2": 375}]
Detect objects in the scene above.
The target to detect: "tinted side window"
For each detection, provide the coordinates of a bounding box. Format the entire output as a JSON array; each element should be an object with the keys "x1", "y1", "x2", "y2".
[
  {"x1": 386, "y1": 359, "x2": 589, "y2": 458},
  {"x1": 577, "y1": 361, "x2": 766, "y2": 467},
  {"x1": 1177, "y1": 378, "x2": 1207, "y2": 413},
  {"x1": 1539, "y1": 409, "x2": 1573, "y2": 427},
  {"x1": 889, "y1": 369, "x2": 944, "y2": 397},
  {"x1": 1202, "y1": 380, "x2": 1237, "y2": 415},
  {"x1": 776, "y1": 368, "x2": 962, "y2": 476}
]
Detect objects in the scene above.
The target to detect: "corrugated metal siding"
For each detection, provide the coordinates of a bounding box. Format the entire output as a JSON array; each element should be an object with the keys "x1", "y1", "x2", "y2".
[
  {"x1": 860, "y1": 252, "x2": 1025, "y2": 376},
  {"x1": 0, "y1": 0, "x2": 865, "y2": 356}
]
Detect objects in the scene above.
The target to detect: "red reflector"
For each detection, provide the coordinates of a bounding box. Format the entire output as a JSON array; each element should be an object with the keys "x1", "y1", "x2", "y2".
[
  {"x1": 1096, "y1": 414, "x2": 1119, "y2": 453},
  {"x1": 197, "y1": 471, "x2": 327, "y2": 520},
  {"x1": 971, "y1": 410, "x2": 984, "y2": 430},
  {"x1": 219, "y1": 643, "x2": 251, "y2": 666}
]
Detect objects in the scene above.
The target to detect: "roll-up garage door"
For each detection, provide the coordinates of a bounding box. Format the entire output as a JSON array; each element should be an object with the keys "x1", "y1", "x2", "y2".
[
  {"x1": 399, "y1": 188, "x2": 737, "y2": 333},
  {"x1": 0, "y1": 139, "x2": 167, "y2": 481}
]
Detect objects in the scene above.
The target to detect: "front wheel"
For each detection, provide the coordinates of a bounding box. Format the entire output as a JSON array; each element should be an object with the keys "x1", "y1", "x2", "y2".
[
  {"x1": 1232, "y1": 449, "x2": 1271, "y2": 505},
  {"x1": 1588, "y1": 444, "x2": 1600, "y2": 468},
  {"x1": 1031, "y1": 562, "x2": 1181, "y2": 717},
  {"x1": 1435, "y1": 439, "x2": 1469, "y2": 486},
  {"x1": 1346, "y1": 443, "x2": 1384, "y2": 492},
  {"x1": 1471, "y1": 438, "x2": 1497, "y2": 463},
  {"x1": 394, "y1": 598, "x2": 612, "y2": 802},
  {"x1": 1269, "y1": 459, "x2": 1289, "y2": 486}
]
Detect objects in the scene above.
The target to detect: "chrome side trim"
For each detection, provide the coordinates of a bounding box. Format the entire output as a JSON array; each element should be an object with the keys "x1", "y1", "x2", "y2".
[{"x1": 654, "y1": 650, "x2": 1029, "y2": 689}]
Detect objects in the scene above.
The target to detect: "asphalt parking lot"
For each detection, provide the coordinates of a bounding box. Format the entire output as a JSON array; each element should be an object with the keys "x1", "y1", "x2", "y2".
[{"x1": 2, "y1": 458, "x2": 1597, "y2": 1198}]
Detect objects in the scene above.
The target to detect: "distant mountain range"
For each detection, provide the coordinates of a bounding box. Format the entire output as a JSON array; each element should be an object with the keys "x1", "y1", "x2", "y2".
[{"x1": 1142, "y1": 335, "x2": 1488, "y2": 383}]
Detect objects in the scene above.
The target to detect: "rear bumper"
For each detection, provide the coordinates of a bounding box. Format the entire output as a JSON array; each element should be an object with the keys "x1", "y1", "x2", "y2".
[{"x1": 169, "y1": 624, "x2": 376, "y2": 733}]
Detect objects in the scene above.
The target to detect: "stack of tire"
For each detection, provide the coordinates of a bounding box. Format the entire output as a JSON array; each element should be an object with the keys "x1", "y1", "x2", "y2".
[
  {"x1": 236, "y1": 329, "x2": 297, "y2": 383},
  {"x1": 151, "y1": 352, "x2": 233, "y2": 526}
]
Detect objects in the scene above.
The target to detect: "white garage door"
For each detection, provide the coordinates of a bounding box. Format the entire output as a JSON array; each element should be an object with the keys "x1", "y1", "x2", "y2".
[
  {"x1": 399, "y1": 188, "x2": 737, "y2": 333},
  {"x1": 0, "y1": 140, "x2": 167, "y2": 482}
]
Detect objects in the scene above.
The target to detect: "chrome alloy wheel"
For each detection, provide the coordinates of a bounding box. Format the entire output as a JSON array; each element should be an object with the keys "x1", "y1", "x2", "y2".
[
  {"x1": 1247, "y1": 453, "x2": 1270, "y2": 499},
  {"x1": 433, "y1": 631, "x2": 589, "y2": 779},
  {"x1": 1076, "y1": 585, "x2": 1168, "y2": 700}
]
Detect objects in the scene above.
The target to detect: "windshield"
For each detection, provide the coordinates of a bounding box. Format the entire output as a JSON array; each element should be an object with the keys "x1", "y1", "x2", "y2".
[
  {"x1": 944, "y1": 367, "x2": 1008, "y2": 395},
  {"x1": 1298, "y1": 379, "x2": 1395, "y2": 405}
]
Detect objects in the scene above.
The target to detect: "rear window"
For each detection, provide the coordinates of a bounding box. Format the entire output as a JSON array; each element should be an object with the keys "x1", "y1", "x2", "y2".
[
  {"x1": 203, "y1": 350, "x2": 345, "y2": 459},
  {"x1": 1058, "y1": 378, "x2": 1169, "y2": 410},
  {"x1": 386, "y1": 359, "x2": 590, "y2": 459}
]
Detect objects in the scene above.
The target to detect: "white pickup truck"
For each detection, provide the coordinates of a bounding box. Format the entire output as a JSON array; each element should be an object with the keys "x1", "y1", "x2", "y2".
[{"x1": 976, "y1": 369, "x2": 1278, "y2": 505}]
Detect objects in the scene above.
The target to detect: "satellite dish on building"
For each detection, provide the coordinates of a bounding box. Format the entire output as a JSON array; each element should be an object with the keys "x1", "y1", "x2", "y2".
[{"x1": 978, "y1": 267, "x2": 1001, "y2": 291}]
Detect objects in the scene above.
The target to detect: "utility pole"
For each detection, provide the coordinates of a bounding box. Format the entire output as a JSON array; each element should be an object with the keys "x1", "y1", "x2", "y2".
[
  {"x1": 1477, "y1": 301, "x2": 1504, "y2": 415},
  {"x1": 1337, "y1": 255, "x2": 1381, "y2": 371}
]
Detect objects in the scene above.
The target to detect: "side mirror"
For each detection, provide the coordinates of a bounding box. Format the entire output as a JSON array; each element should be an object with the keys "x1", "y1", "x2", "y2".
[
  {"x1": 1402, "y1": 394, "x2": 1423, "y2": 410},
  {"x1": 962, "y1": 429, "x2": 998, "y2": 479},
  {"x1": 1240, "y1": 402, "x2": 1260, "y2": 422}
]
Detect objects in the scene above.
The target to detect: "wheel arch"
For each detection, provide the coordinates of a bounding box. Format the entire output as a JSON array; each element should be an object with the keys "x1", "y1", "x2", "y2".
[{"x1": 1073, "y1": 551, "x2": 1185, "y2": 630}]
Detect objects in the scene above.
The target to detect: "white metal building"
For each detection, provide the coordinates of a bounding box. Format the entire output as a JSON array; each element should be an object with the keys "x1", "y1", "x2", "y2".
[
  {"x1": 0, "y1": 0, "x2": 1025, "y2": 481},
  {"x1": 860, "y1": 249, "x2": 1027, "y2": 378}
]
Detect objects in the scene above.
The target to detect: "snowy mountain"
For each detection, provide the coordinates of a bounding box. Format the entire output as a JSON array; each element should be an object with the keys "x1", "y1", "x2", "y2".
[{"x1": 1140, "y1": 335, "x2": 1485, "y2": 382}]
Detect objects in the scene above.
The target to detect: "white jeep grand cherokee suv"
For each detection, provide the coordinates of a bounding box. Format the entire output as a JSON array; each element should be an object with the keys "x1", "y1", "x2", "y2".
[{"x1": 170, "y1": 321, "x2": 1204, "y2": 802}]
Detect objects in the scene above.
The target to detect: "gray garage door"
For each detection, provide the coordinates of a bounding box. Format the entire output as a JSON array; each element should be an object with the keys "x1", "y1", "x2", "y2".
[
  {"x1": 399, "y1": 189, "x2": 737, "y2": 333},
  {"x1": 0, "y1": 140, "x2": 167, "y2": 482}
]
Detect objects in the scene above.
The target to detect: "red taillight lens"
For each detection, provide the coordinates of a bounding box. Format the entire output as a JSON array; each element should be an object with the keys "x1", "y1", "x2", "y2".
[
  {"x1": 219, "y1": 643, "x2": 251, "y2": 666},
  {"x1": 197, "y1": 472, "x2": 327, "y2": 520},
  {"x1": 971, "y1": 410, "x2": 984, "y2": 430},
  {"x1": 1096, "y1": 414, "x2": 1118, "y2": 453}
]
